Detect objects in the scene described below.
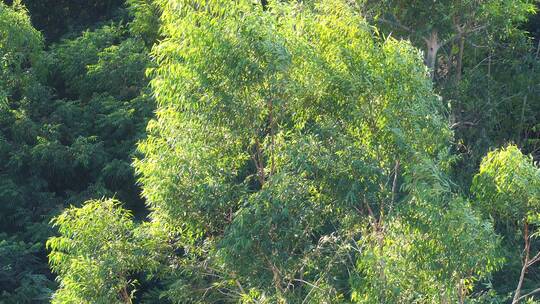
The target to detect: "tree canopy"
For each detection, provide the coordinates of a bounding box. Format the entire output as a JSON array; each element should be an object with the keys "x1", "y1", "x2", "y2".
[{"x1": 0, "y1": 0, "x2": 539, "y2": 303}]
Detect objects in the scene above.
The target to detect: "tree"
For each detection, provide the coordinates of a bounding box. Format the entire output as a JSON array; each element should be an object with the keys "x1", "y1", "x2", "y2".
[
  {"x1": 13, "y1": 0, "x2": 125, "y2": 41},
  {"x1": 126, "y1": 0, "x2": 162, "y2": 46},
  {"x1": 1, "y1": 3, "x2": 155, "y2": 301},
  {"x1": 132, "y1": 0, "x2": 501, "y2": 302},
  {"x1": 0, "y1": 2, "x2": 56, "y2": 301},
  {"x1": 363, "y1": 0, "x2": 536, "y2": 80},
  {"x1": 0, "y1": 0, "x2": 43, "y2": 100},
  {"x1": 361, "y1": 0, "x2": 540, "y2": 188},
  {"x1": 47, "y1": 199, "x2": 143, "y2": 304},
  {"x1": 472, "y1": 145, "x2": 540, "y2": 303}
]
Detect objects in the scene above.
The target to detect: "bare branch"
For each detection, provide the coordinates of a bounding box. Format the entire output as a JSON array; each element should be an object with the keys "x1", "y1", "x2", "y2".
[
  {"x1": 450, "y1": 121, "x2": 477, "y2": 129},
  {"x1": 517, "y1": 287, "x2": 540, "y2": 302},
  {"x1": 512, "y1": 221, "x2": 531, "y2": 304}
]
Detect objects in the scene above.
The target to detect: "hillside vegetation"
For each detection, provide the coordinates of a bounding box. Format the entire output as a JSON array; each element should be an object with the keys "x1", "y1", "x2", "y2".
[{"x1": 1, "y1": 0, "x2": 539, "y2": 303}]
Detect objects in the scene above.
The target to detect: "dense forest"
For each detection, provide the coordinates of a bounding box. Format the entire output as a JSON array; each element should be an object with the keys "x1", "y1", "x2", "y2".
[{"x1": 0, "y1": 0, "x2": 539, "y2": 303}]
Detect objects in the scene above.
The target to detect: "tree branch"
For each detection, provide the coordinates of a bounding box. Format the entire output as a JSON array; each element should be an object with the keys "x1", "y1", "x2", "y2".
[
  {"x1": 512, "y1": 221, "x2": 530, "y2": 304},
  {"x1": 517, "y1": 287, "x2": 540, "y2": 302},
  {"x1": 450, "y1": 121, "x2": 477, "y2": 129}
]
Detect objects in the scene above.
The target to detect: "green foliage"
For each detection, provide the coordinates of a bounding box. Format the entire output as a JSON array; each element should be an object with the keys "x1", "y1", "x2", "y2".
[
  {"x1": 364, "y1": 0, "x2": 540, "y2": 188},
  {"x1": 472, "y1": 145, "x2": 540, "y2": 299},
  {"x1": 450, "y1": 30, "x2": 540, "y2": 186},
  {"x1": 127, "y1": 0, "x2": 162, "y2": 45},
  {"x1": 47, "y1": 199, "x2": 142, "y2": 304},
  {"x1": 473, "y1": 145, "x2": 540, "y2": 224},
  {"x1": 50, "y1": 25, "x2": 151, "y2": 100},
  {"x1": 132, "y1": 0, "x2": 502, "y2": 302},
  {"x1": 0, "y1": 234, "x2": 54, "y2": 303},
  {"x1": 17, "y1": 0, "x2": 125, "y2": 41},
  {"x1": 366, "y1": 0, "x2": 536, "y2": 41},
  {"x1": 0, "y1": 0, "x2": 43, "y2": 100},
  {"x1": 0, "y1": 2, "x2": 154, "y2": 300},
  {"x1": 87, "y1": 39, "x2": 150, "y2": 99},
  {"x1": 0, "y1": 3, "x2": 56, "y2": 300},
  {"x1": 0, "y1": 0, "x2": 537, "y2": 302},
  {"x1": 50, "y1": 25, "x2": 124, "y2": 99},
  {"x1": 360, "y1": 4, "x2": 540, "y2": 298},
  {"x1": 354, "y1": 196, "x2": 502, "y2": 303}
]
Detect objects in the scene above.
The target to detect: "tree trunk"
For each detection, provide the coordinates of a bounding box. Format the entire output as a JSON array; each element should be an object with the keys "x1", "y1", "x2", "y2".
[
  {"x1": 120, "y1": 285, "x2": 132, "y2": 304},
  {"x1": 512, "y1": 221, "x2": 530, "y2": 304},
  {"x1": 425, "y1": 30, "x2": 440, "y2": 80},
  {"x1": 456, "y1": 34, "x2": 465, "y2": 83}
]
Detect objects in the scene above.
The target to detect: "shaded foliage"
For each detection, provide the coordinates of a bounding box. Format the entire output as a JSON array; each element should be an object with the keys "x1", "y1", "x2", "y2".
[{"x1": 0, "y1": 1, "x2": 155, "y2": 302}]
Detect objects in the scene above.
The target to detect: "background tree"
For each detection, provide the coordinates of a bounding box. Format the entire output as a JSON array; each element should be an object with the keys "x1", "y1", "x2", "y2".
[
  {"x1": 2, "y1": 0, "x2": 125, "y2": 41},
  {"x1": 362, "y1": 0, "x2": 540, "y2": 187},
  {"x1": 363, "y1": 0, "x2": 535, "y2": 80},
  {"x1": 0, "y1": 2, "x2": 55, "y2": 300},
  {"x1": 0, "y1": 1, "x2": 156, "y2": 301}
]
